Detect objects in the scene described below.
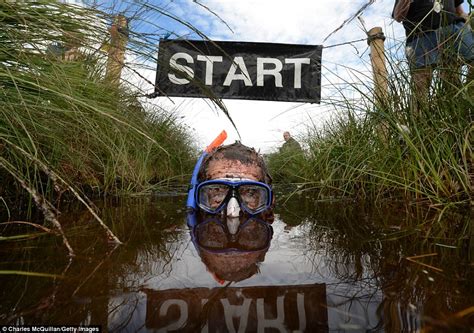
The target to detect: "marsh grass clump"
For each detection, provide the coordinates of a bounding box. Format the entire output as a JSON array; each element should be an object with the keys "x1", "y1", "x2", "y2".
[
  {"x1": 266, "y1": 148, "x2": 308, "y2": 184},
  {"x1": 0, "y1": 1, "x2": 198, "y2": 252},
  {"x1": 304, "y1": 86, "x2": 471, "y2": 206}
]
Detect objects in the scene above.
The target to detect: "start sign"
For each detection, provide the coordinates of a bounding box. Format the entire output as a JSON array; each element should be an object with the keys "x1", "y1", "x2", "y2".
[{"x1": 155, "y1": 39, "x2": 322, "y2": 103}]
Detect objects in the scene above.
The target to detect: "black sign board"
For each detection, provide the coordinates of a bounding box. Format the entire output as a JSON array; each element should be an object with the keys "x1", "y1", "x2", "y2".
[
  {"x1": 155, "y1": 39, "x2": 322, "y2": 103},
  {"x1": 144, "y1": 284, "x2": 328, "y2": 332}
]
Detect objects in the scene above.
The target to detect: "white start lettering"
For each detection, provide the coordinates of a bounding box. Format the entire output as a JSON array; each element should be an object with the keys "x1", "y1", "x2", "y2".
[{"x1": 168, "y1": 52, "x2": 311, "y2": 89}]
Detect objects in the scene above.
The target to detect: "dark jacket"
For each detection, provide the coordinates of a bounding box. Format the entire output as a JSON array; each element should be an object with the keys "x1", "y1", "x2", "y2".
[
  {"x1": 392, "y1": 0, "x2": 464, "y2": 41},
  {"x1": 280, "y1": 137, "x2": 302, "y2": 153}
]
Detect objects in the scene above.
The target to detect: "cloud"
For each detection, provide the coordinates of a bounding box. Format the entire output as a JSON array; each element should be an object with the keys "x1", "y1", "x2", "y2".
[{"x1": 184, "y1": 0, "x2": 404, "y2": 43}]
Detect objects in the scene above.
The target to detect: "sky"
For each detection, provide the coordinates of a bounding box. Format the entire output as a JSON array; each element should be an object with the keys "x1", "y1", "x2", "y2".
[{"x1": 123, "y1": 0, "x2": 469, "y2": 153}]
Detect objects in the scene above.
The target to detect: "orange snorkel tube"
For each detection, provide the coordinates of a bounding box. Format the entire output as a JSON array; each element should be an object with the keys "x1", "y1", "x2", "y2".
[{"x1": 205, "y1": 130, "x2": 227, "y2": 153}]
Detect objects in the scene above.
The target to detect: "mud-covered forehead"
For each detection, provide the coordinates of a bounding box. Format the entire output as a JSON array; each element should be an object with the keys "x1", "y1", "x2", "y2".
[
  {"x1": 204, "y1": 158, "x2": 264, "y2": 181},
  {"x1": 198, "y1": 142, "x2": 271, "y2": 183},
  {"x1": 212, "y1": 143, "x2": 261, "y2": 164}
]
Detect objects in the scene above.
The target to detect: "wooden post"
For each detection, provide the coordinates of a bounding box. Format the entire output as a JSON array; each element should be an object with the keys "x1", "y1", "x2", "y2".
[
  {"x1": 368, "y1": 27, "x2": 388, "y2": 104},
  {"x1": 368, "y1": 27, "x2": 389, "y2": 143},
  {"x1": 63, "y1": 32, "x2": 81, "y2": 62},
  {"x1": 106, "y1": 15, "x2": 128, "y2": 85}
]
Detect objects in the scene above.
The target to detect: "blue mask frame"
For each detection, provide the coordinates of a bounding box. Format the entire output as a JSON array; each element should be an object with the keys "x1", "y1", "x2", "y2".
[{"x1": 195, "y1": 179, "x2": 273, "y2": 215}]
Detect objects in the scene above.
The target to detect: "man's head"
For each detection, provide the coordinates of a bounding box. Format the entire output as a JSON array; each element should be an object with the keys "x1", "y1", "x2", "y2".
[
  {"x1": 198, "y1": 142, "x2": 271, "y2": 183},
  {"x1": 196, "y1": 142, "x2": 273, "y2": 228},
  {"x1": 283, "y1": 131, "x2": 291, "y2": 142}
]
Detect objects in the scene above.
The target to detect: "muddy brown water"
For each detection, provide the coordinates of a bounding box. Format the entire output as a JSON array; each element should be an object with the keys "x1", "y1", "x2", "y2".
[{"x1": 0, "y1": 192, "x2": 473, "y2": 332}]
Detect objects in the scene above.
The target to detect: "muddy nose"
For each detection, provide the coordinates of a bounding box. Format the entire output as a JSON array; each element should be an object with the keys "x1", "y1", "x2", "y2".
[{"x1": 226, "y1": 197, "x2": 240, "y2": 218}]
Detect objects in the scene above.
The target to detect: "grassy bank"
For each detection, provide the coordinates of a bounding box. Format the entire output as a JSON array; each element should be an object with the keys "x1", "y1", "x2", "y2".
[
  {"x1": 0, "y1": 1, "x2": 198, "y2": 250},
  {"x1": 268, "y1": 48, "x2": 472, "y2": 208}
]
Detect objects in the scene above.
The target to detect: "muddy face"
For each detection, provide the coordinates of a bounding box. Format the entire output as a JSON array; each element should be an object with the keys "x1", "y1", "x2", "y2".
[
  {"x1": 203, "y1": 158, "x2": 265, "y2": 227},
  {"x1": 196, "y1": 142, "x2": 273, "y2": 225},
  {"x1": 204, "y1": 159, "x2": 263, "y2": 181}
]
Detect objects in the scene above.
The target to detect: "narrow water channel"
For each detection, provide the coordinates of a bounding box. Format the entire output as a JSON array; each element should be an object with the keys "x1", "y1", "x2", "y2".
[{"x1": 0, "y1": 193, "x2": 472, "y2": 332}]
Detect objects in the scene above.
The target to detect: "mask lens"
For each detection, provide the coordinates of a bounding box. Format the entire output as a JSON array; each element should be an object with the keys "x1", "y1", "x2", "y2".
[
  {"x1": 237, "y1": 219, "x2": 271, "y2": 250},
  {"x1": 238, "y1": 185, "x2": 268, "y2": 213},
  {"x1": 198, "y1": 184, "x2": 230, "y2": 212},
  {"x1": 196, "y1": 221, "x2": 227, "y2": 249}
]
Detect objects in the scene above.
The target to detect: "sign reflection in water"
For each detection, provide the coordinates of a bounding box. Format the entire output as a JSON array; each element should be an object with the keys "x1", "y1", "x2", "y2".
[{"x1": 144, "y1": 284, "x2": 327, "y2": 332}]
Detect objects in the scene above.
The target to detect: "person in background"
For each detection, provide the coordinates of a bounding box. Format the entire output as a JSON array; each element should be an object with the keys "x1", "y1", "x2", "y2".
[
  {"x1": 392, "y1": 0, "x2": 473, "y2": 106},
  {"x1": 280, "y1": 131, "x2": 302, "y2": 153}
]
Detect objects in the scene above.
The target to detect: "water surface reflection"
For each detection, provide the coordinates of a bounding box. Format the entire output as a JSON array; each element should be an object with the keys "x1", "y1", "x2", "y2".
[{"x1": 0, "y1": 195, "x2": 472, "y2": 332}]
